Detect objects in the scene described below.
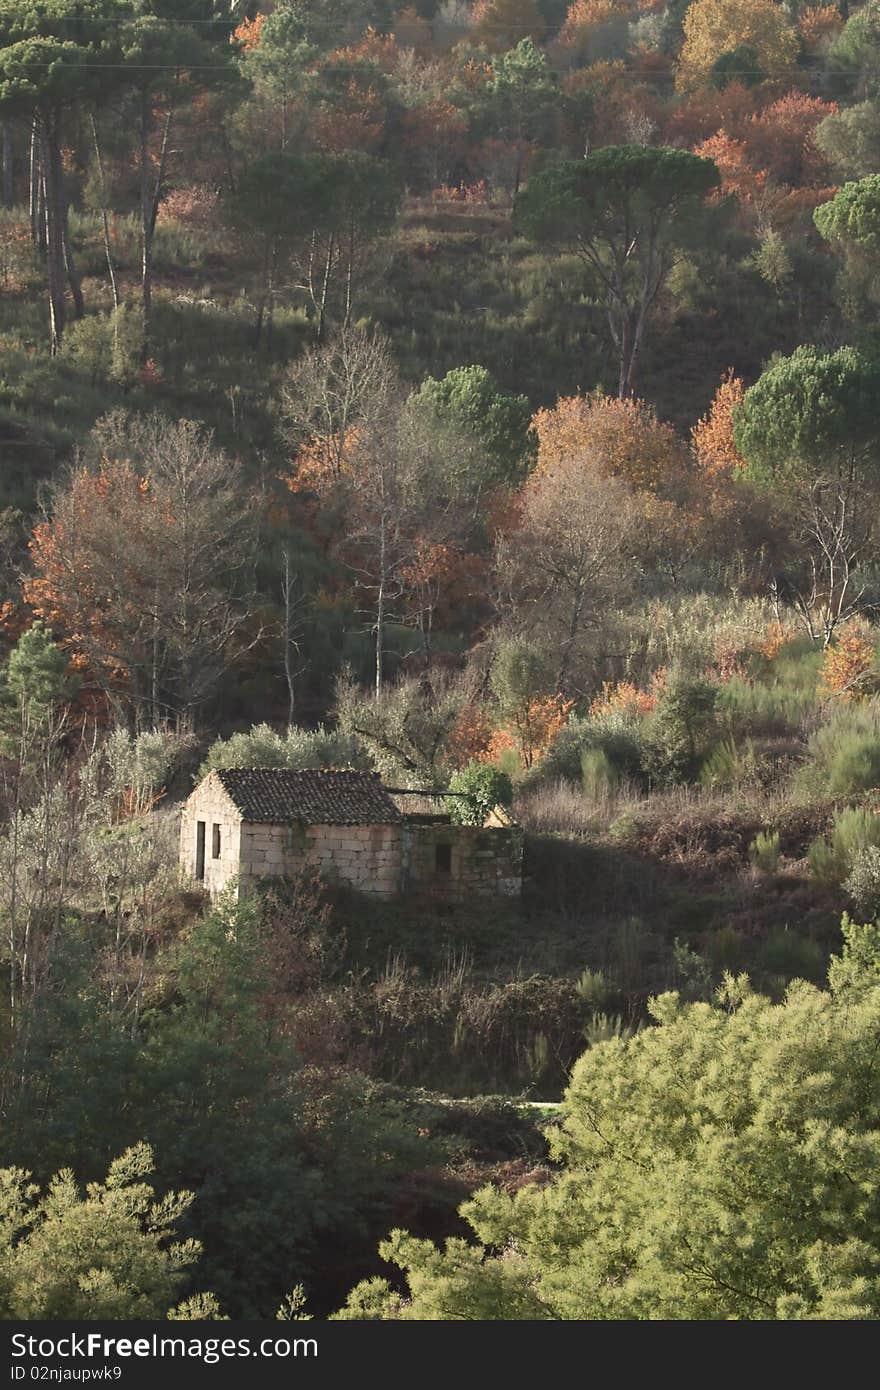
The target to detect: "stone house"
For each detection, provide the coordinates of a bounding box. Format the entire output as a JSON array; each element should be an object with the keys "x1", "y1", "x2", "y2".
[{"x1": 179, "y1": 768, "x2": 523, "y2": 901}]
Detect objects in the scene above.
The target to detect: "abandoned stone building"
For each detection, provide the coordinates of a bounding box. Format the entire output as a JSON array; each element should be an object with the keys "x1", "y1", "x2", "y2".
[{"x1": 179, "y1": 768, "x2": 523, "y2": 900}]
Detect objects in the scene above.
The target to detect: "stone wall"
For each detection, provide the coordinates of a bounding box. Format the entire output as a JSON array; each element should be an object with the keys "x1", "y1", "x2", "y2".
[
  {"x1": 238, "y1": 820, "x2": 402, "y2": 898},
  {"x1": 402, "y1": 823, "x2": 523, "y2": 900},
  {"x1": 179, "y1": 784, "x2": 242, "y2": 896},
  {"x1": 179, "y1": 788, "x2": 523, "y2": 902}
]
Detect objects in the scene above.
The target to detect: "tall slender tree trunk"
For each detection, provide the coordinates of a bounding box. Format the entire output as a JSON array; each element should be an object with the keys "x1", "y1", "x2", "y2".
[
  {"x1": 282, "y1": 548, "x2": 297, "y2": 728},
  {"x1": 90, "y1": 114, "x2": 120, "y2": 319},
  {"x1": 140, "y1": 95, "x2": 174, "y2": 363},
  {"x1": 61, "y1": 201, "x2": 85, "y2": 320},
  {"x1": 266, "y1": 237, "x2": 279, "y2": 349},
  {"x1": 317, "y1": 232, "x2": 334, "y2": 343},
  {"x1": 28, "y1": 116, "x2": 39, "y2": 247},
  {"x1": 1, "y1": 122, "x2": 12, "y2": 207},
  {"x1": 375, "y1": 511, "x2": 387, "y2": 694},
  {"x1": 39, "y1": 111, "x2": 67, "y2": 356}
]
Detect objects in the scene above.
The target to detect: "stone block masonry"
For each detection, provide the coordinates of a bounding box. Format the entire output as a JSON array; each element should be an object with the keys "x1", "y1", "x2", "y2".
[
  {"x1": 179, "y1": 769, "x2": 523, "y2": 899},
  {"x1": 401, "y1": 823, "x2": 524, "y2": 901}
]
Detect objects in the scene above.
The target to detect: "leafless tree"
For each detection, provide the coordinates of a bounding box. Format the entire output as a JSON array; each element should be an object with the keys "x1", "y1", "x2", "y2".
[
  {"x1": 495, "y1": 454, "x2": 640, "y2": 694},
  {"x1": 29, "y1": 413, "x2": 262, "y2": 731},
  {"x1": 279, "y1": 324, "x2": 400, "y2": 479}
]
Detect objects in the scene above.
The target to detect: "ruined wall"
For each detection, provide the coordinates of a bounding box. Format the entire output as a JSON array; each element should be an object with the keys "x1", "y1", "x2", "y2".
[
  {"x1": 179, "y1": 785, "x2": 242, "y2": 896},
  {"x1": 238, "y1": 821, "x2": 402, "y2": 898},
  {"x1": 402, "y1": 823, "x2": 523, "y2": 900},
  {"x1": 179, "y1": 799, "x2": 523, "y2": 901}
]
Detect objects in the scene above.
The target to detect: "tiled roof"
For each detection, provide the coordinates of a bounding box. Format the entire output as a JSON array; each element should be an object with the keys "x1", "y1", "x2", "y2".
[{"x1": 212, "y1": 768, "x2": 404, "y2": 826}]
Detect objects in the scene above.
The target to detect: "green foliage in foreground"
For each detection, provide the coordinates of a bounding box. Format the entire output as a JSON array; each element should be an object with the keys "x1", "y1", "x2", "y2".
[
  {"x1": 446, "y1": 762, "x2": 513, "y2": 826},
  {"x1": 337, "y1": 920, "x2": 880, "y2": 1320},
  {"x1": 0, "y1": 1143, "x2": 219, "y2": 1321}
]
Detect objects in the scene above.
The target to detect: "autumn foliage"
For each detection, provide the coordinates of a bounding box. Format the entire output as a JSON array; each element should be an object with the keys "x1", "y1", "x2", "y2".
[
  {"x1": 798, "y1": 5, "x2": 844, "y2": 52},
  {"x1": 470, "y1": 0, "x2": 545, "y2": 52},
  {"x1": 678, "y1": 0, "x2": 799, "y2": 88},
  {"x1": 589, "y1": 679, "x2": 660, "y2": 720},
  {"x1": 485, "y1": 694, "x2": 574, "y2": 769},
  {"x1": 691, "y1": 370, "x2": 747, "y2": 477},
  {"x1": 532, "y1": 392, "x2": 690, "y2": 496},
  {"x1": 692, "y1": 132, "x2": 768, "y2": 210},
  {"x1": 821, "y1": 622, "x2": 878, "y2": 700},
  {"x1": 25, "y1": 462, "x2": 155, "y2": 697},
  {"x1": 233, "y1": 14, "x2": 264, "y2": 52}
]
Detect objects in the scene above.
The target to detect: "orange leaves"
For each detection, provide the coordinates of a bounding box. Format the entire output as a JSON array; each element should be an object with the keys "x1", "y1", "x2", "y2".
[
  {"x1": 399, "y1": 538, "x2": 456, "y2": 592},
  {"x1": 590, "y1": 678, "x2": 659, "y2": 719},
  {"x1": 402, "y1": 100, "x2": 468, "y2": 182},
  {"x1": 691, "y1": 369, "x2": 747, "y2": 477},
  {"x1": 821, "y1": 621, "x2": 878, "y2": 700},
  {"x1": 233, "y1": 14, "x2": 265, "y2": 51},
  {"x1": 757, "y1": 620, "x2": 797, "y2": 661},
  {"x1": 333, "y1": 28, "x2": 400, "y2": 72},
  {"x1": 447, "y1": 704, "x2": 494, "y2": 766},
  {"x1": 798, "y1": 5, "x2": 843, "y2": 53},
  {"x1": 745, "y1": 91, "x2": 838, "y2": 187},
  {"x1": 311, "y1": 87, "x2": 385, "y2": 154},
  {"x1": 693, "y1": 131, "x2": 768, "y2": 208},
  {"x1": 24, "y1": 460, "x2": 158, "y2": 699},
  {"x1": 449, "y1": 694, "x2": 573, "y2": 771},
  {"x1": 470, "y1": 0, "x2": 545, "y2": 51},
  {"x1": 557, "y1": 0, "x2": 631, "y2": 58},
  {"x1": 531, "y1": 392, "x2": 690, "y2": 497},
  {"x1": 663, "y1": 81, "x2": 757, "y2": 148},
  {"x1": 486, "y1": 694, "x2": 573, "y2": 769},
  {"x1": 430, "y1": 179, "x2": 490, "y2": 203},
  {"x1": 288, "y1": 428, "x2": 362, "y2": 496}
]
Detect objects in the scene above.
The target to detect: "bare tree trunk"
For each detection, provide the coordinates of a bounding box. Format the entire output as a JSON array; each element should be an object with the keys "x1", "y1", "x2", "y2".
[
  {"x1": 40, "y1": 113, "x2": 67, "y2": 356},
  {"x1": 90, "y1": 113, "x2": 120, "y2": 316},
  {"x1": 140, "y1": 96, "x2": 174, "y2": 363},
  {"x1": 28, "y1": 116, "x2": 39, "y2": 249},
  {"x1": 1, "y1": 121, "x2": 12, "y2": 207},
  {"x1": 375, "y1": 511, "x2": 387, "y2": 693},
  {"x1": 281, "y1": 549, "x2": 297, "y2": 727},
  {"x1": 266, "y1": 236, "x2": 279, "y2": 349},
  {"x1": 61, "y1": 201, "x2": 85, "y2": 319},
  {"x1": 317, "y1": 232, "x2": 334, "y2": 343}
]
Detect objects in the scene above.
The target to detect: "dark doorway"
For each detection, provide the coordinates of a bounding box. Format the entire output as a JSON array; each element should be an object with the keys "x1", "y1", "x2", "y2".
[
  {"x1": 196, "y1": 821, "x2": 206, "y2": 880},
  {"x1": 435, "y1": 842, "x2": 452, "y2": 876}
]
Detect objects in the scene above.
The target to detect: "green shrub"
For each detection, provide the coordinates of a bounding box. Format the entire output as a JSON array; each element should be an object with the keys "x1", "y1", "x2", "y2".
[
  {"x1": 614, "y1": 916, "x2": 650, "y2": 993},
  {"x1": 582, "y1": 1012, "x2": 639, "y2": 1048},
  {"x1": 522, "y1": 713, "x2": 643, "y2": 789},
  {"x1": 446, "y1": 762, "x2": 513, "y2": 826},
  {"x1": 672, "y1": 938, "x2": 713, "y2": 1000},
  {"x1": 580, "y1": 747, "x2": 617, "y2": 799},
  {"x1": 64, "y1": 306, "x2": 145, "y2": 387},
  {"x1": 749, "y1": 829, "x2": 781, "y2": 873},
  {"x1": 700, "y1": 736, "x2": 767, "y2": 790},
  {"x1": 757, "y1": 927, "x2": 825, "y2": 983},
  {"x1": 843, "y1": 844, "x2": 880, "y2": 918},
  {"x1": 575, "y1": 967, "x2": 613, "y2": 1011},
  {"x1": 797, "y1": 702, "x2": 880, "y2": 796},
  {"x1": 705, "y1": 924, "x2": 748, "y2": 973},
  {"x1": 717, "y1": 640, "x2": 821, "y2": 739},
  {"x1": 642, "y1": 676, "x2": 719, "y2": 787},
  {"x1": 808, "y1": 806, "x2": 880, "y2": 888}
]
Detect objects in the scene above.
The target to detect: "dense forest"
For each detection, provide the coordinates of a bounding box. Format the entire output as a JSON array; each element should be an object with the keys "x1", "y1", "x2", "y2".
[{"x1": 2, "y1": 0, "x2": 880, "y2": 1322}]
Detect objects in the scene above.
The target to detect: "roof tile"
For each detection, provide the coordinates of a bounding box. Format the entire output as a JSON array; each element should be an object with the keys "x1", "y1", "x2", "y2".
[{"x1": 211, "y1": 768, "x2": 404, "y2": 826}]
